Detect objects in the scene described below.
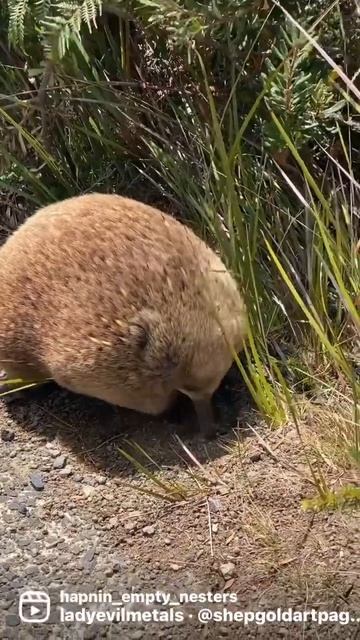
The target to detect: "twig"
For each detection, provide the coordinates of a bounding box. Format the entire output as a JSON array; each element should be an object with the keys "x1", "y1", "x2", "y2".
[{"x1": 206, "y1": 498, "x2": 214, "y2": 558}]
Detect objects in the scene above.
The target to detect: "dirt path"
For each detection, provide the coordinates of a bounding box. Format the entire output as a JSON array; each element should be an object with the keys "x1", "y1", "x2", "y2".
[{"x1": 0, "y1": 372, "x2": 359, "y2": 639}]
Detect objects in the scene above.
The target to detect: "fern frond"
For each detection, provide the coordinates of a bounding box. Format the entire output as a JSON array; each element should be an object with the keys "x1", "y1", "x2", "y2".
[
  {"x1": 80, "y1": 0, "x2": 102, "y2": 33},
  {"x1": 7, "y1": 0, "x2": 29, "y2": 47},
  {"x1": 34, "y1": 0, "x2": 52, "y2": 21},
  {"x1": 42, "y1": 0, "x2": 103, "y2": 59}
]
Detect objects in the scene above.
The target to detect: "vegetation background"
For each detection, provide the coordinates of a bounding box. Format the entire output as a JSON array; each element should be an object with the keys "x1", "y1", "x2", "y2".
[{"x1": 0, "y1": 0, "x2": 359, "y2": 507}]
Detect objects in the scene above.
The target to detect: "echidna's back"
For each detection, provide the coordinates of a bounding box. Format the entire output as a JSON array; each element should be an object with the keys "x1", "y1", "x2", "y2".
[
  {"x1": 0, "y1": 193, "x2": 217, "y2": 373},
  {"x1": 0, "y1": 193, "x2": 247, "y2": 421}
]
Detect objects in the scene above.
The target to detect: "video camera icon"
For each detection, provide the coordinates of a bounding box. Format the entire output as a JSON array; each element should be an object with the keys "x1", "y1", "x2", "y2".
[{"x1": 19, "y1": 590, "x2": 51, "y2": 623}]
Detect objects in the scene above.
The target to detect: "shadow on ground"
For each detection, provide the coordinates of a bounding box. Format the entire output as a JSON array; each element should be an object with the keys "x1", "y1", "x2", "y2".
[{"x1": 1, "y1": 364, "x2": 255, "y2": 480}]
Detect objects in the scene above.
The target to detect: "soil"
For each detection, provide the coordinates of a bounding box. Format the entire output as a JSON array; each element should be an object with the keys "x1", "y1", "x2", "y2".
[{"x1": 0, "y1": 368, "x2": 359, "y2": 639}]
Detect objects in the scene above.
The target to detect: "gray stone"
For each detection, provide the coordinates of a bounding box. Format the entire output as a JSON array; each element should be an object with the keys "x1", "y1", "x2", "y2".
[
  {"x1": 53, "y1": 455, "x2": 67, "y2": 469},
  {"x1": 143, "y1": 525, "x2": 155, "y2": 536},
  {"x1": 8, "y1": 500, "x2": 28, "y2": 516},
  {"x1": 6, "y1": 614, "x2": 20, "y2": 626},
  {"x1": 59, "y1": 466, "x2": 72, "y2": 477},
  {"x1": 29, "y1": 472, "x2": 44, "y2": 491},
  {"x1": 219, "y1": 562, "x2": 236, "y2": 580}
]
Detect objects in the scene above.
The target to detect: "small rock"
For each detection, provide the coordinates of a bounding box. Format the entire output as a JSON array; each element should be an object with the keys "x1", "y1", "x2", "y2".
[
  {"x1": 164, "y1": 538, "x2": 171, "y2": 545},
  {"x1": 1, "y1": 429, "x2": 15, "y2": 442},
  {"x1": 53, "y1": 455, "x2": 67, "y2": 469},
  {"x1": 6, "y1": 614, "x2": 20, "y2": 627},
  {"x1": 74, "y1": 474, "x2": 83, "y2": 482},
  {"x1": 59, "y1": 466, "x2": 72, "y2": 477},
  {"x1": 24, "y1": 565, "x2": 39, "y2": 577},
  {"x1": 45, "y1": 537, "x2": 60, "y2": 549},
  {"x1": 83, "y1": 548, "x2": 95, "y2": 565},
  {"x1": 18, "y1": 538, "x2": 30, "y2": 548},
  {"x1": 219, "y1": 626, "x2": 229, "y2": 636},
  {"x1": 212, "y1": 523, "x2": 219, "y2": 533},
  {"x1": 97, "y1": 475, "x2": 106, "y2": 485},
  {"x1": 108, "y1": 516, "x2": 118, "y2": 528},
  {"x1": 49, "y1": 449, "x2": 61, "y2": 458},
  {"x1": 218, "y1": 486, "x2": 229, "y2": 496},
  {"x1": 124, "y1": 522, "x2": 135, "y2": 533},
  {"x1": 8, "y1": 501, "x2": 28, "y2": 516},
  {"x1": 82, "y1": 485, "x2": 96, "y2": 498},
  {"x1": 219, "y1": 562, "x2": 236, "y2": 580},
  {"x1": 105, "y1": 567, "x2": 114, "y2": 577},
  {"x1": 131, "y1": 631, "x2": 144, "y2": 640},
  {"x1": 9, "y1": 451, "x2": 17, "y2": 458},
  {"x1": 29, "y1": 473, "x2": 44, "y2": 491},
  {"x1": 142, "y1": 525, "x2": 155, "y2": 536},
  {"x1": 170, "y1": 564, "x2": 180, "y2": 571},
  {"x1": 70, "y1": 543, "x2": 84, "y2": 556},
  {"x1": 208, "y1": 497, "x2": 222, "y2": 512}
]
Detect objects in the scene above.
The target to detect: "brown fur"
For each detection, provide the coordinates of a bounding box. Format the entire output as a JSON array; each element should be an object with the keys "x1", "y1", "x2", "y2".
[{"x1": 0, "y1": 193, "x2": 247, "y2": 429}]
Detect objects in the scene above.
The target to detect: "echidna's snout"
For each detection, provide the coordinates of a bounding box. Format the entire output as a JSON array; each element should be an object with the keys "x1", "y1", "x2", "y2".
[{"x1": 192, "y1": 394, "x2": 217, "y2": 439}]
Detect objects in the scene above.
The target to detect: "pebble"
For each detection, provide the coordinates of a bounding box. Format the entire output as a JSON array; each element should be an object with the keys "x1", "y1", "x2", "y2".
[
  {"x1": 108, "y1": 516, "x2": 118, "y2": 528},
  {"x1": 97, "y1": 475, "x2": 107, "y2": 485},
  {"x1": 46, "y1": 537, "x2": 61, "y2": 549},
  {"x1": 70, "y1": 543, "x2": 84, "y2": 556},
  {"x1": 59, "y1": 466, "x2": 73, "y2": 477},
  {"x1": 208, "y1": 497, "x2": 222, "y2": 512},
  {"x1": 143, "y1": 525, "x2": 155, "y2": 536},
  {"x1": 5, "y1": 614, "x2": 20, "y2": 626},
  {"x1": 219, "y1": 627, "x2": 229, "y2": 636},
  {"x1": 83, "y1": 548, "x2": 95, "y2": 565},
  {"x1": 1, "y1": 429, "x2": 15, "y2": 442},
  {"x1": 29, "y1": 472, "x2": 44, "y2": 491},
  {"x1": 219, "y1": 562, "x2": 236, "y2": 580},
  {"x1": 17, "y1": 539, "x2": 30, "y2": 548},
  {"x1": 9, "y1": 451, "x2": 17, "y2": 458},
  {"x1": 53, "y1": 455, "x2": 67, "y2": 469},
  {"x1": 74, "y1": 474, "x2": 83, "y2": 482},
  {"x1": 8, "y1": 500, "x2": 28, "y2": 516},
  {"x1": 83, "y1": 475, "x2": 97, "y2": 486},
  {"x1": 50, "y1": 449, "x2": 61, "y2": 458},
  {"x1": 170, "y1": 564, "x2": 180, "y2": 571},
  {"x1": 82, "y1": 486, "x2": 96, "y2": 498}
]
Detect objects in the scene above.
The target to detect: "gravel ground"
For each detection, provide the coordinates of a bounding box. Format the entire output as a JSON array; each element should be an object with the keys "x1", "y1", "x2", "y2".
[{"x1": 0, "y1": 372, "x2": 359, "y2": 639}]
